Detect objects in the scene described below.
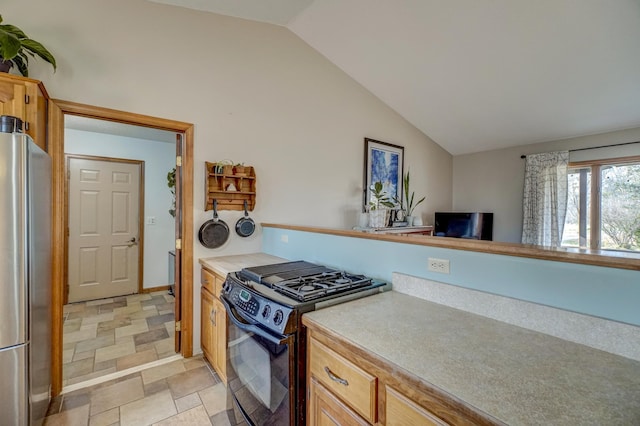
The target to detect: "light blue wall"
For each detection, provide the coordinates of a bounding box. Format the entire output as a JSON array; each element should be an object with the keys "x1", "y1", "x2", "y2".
[{"x1": 262, "y1": 228, "x2": 640, "y2": 326}]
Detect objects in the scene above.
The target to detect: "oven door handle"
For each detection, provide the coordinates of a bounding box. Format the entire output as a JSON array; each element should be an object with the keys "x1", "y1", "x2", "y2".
[{"x1": 221, "y1": 296, "x2": 288, "y2": 346}]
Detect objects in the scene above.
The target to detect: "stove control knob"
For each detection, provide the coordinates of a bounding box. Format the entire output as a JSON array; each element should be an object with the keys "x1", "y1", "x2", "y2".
[
  {"x1": 273, "y1": 309, "x2": 284, "y2": 326},
  {"x1": 261, "y1": 304, "x2": 271, "y2": 319}
]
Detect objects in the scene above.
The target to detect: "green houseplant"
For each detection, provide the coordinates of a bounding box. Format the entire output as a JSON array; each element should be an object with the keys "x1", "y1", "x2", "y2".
[
  {"x1": 401, "y1": 170, "x2": 425, "y2": 225},
  {"x1": 167, "y1": 167, "x2": 176, "y2": 217},
  {"x1": 0, "y1": 14, "x2": 56, "y2": 76},
  {"x1": 369, "y1": 181, "x2": 394, "y2": 228}
]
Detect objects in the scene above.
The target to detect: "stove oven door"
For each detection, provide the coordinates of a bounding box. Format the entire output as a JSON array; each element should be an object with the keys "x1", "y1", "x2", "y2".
[{"x1": 222, "y1": 297, "x2": 296, "y2": 426}]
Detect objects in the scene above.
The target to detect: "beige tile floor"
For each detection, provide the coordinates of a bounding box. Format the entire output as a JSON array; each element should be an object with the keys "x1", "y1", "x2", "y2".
[
  {"x1": 45, "y1": 356, "x2": 231, "y2": 426},
  {"x1": 63, "y1": 291, "x2": 177, "y2": 387}
]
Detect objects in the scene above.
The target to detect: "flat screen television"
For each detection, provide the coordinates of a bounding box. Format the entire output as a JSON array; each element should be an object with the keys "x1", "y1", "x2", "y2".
[{"x1": 434, "y1": 212, "x2": 493, "y2": 241}]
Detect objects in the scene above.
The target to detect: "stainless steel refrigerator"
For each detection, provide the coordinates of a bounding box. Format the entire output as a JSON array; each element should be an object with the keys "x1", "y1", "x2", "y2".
[{"x1": 0, "y1": 120, "x2": 52, "y2": 426}]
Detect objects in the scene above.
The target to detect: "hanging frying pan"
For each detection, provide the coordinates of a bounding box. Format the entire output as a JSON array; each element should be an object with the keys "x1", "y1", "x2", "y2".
[
  {"x1": 198, "y1": 200, "x2": 229, "y2": 248},
  {"x1": 235, "y1": 200, "x2": 256, "y2": 237}
]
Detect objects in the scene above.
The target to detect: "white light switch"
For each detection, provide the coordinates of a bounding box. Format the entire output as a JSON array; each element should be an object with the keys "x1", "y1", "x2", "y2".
[{"x1": 147, "y1": 216, "x2": 156, "y2": 225}]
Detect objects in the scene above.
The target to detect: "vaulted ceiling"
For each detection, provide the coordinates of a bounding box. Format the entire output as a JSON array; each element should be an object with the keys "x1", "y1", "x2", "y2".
[{"x1": 148, "y1": 0, "x2": 640, "y2": 155}]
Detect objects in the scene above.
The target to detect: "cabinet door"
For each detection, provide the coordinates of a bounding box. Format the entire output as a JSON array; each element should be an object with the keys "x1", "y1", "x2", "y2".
[
  {"x1": 200, "y1": 288, "x2": 215, "y2": 365},
  {"x1": 310, "y1": 338, "x2": 377, "y2": 423},
  {"x1": 0, "y1": 77, "x2": 47, "y2": 151},
  {"x1": 0, "y1": 80, "x2": 26, "y2": 116},
  {"x1": 385, "y1": 386, "x2": 449, "y2": 426},
  {"x1": 309, "y1": 377, "x2": 369, "y2": 426},
  {"x1": 213, "y1": 296, "x2": 227, "y2": 383}
]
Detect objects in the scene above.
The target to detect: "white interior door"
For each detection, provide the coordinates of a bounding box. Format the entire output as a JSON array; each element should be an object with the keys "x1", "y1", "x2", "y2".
[{"x1": 67, "y1": 156, "x2": 142, "y2": 303}]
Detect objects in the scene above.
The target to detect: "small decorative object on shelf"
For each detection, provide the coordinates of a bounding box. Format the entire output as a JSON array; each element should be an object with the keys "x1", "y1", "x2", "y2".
[
  {"x1": 205, "y1": 161, "x2": 256, "y2": 211},
  {"x1": 234, "y1": 163, "x2": 246, "y2": 176}
]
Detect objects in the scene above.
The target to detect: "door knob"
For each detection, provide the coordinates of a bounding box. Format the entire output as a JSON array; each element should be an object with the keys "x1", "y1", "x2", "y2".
[{"x1": 127, "y1": 237, "x2": 138, "y2": 247}]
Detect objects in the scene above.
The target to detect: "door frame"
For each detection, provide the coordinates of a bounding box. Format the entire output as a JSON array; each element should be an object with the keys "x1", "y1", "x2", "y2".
[
  {"x1": 65, "y1": 154, "x2": 146, "y2": 303},
  {"x1": 49, "y1": 100, "x2": 194, "y2": 396}
]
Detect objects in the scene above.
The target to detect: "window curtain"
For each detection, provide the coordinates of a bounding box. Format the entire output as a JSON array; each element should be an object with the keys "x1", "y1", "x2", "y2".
[{"x1": 521, "y1": 151, "x2": 569, "y2": 246}]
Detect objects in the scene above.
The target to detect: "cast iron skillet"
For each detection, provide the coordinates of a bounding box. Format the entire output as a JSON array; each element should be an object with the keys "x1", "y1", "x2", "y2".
[
  {"x1": 235, "y1": 200, "x2": 255, "y2": 237},
  {"x1": 198, "y1": 200, "x2": 229, "y2": 248}
]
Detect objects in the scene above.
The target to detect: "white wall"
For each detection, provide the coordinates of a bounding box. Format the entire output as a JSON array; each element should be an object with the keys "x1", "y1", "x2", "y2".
[
  {"x1": 453, "y1": 127, "x2": 640, "y2": 242},
  {"x1": 5, "y1": 0, "x2": 452, "y2": 352},
  {"x1": 65, "y1": 128, "x2": 176, "y2": 289}
]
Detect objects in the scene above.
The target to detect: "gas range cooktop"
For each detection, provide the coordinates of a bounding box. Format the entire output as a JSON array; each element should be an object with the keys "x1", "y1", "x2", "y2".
[
  {"x1": 223, "y1": 261, "x2": 386, "y2": 335},
  {"x1": 271, "y1": 271, "x2": 373, "y2": 302}
]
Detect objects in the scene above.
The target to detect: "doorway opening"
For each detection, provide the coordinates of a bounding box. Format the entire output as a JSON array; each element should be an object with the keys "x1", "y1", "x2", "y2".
[{"x1": 50, "y1": 100, "x2": 194, "y2": 396}]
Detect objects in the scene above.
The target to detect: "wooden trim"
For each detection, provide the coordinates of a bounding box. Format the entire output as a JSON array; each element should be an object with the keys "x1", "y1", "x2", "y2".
[
  {"x1": 261, "y1": 223, "x2": 640, "y2": 271},
  {"x1": 64, "y1": 154, "x2": 146, "y2": 300},
  {"x1": 570, "y1": 155, "x2": 640, "y2": 168},
  {"x1": 181, "y1": 125, "x2": 194, "y2": 357},
  {"x1": 590, "y1": 164, "x2": 601, "y2": 250},
  {"x1": 49, "y1": 100, "x2": 194, "y2": 396},
  {"x1": 141, "y1": 285, "x2": 171, "y2": 294},
  {"x1": 48, "y1": 100, "x2": 64, "y2": 397}
]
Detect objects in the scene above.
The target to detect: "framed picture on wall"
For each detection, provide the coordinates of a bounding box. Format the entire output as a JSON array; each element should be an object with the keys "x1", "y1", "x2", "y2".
[{"x1": 363, "y1": 138, "x2": 404, "y2": 211}]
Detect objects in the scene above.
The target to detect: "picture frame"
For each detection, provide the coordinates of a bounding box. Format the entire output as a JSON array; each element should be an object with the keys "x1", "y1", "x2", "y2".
[{"x1": 363, "y1": 138, "x2": 404, "y2": 212}]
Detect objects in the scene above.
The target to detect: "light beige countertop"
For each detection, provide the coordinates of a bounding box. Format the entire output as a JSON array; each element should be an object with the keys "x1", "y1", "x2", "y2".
[
  {"x1": 303, "y1": 291, "x2": 640, "y2": 425},
  {"x1": 198, "y1": 253, "x2": 289, "y2": 276}
]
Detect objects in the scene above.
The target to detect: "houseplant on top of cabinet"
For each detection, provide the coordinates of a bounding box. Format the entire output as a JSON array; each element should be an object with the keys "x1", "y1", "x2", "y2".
[
  {"x1": 402, "y1": 170, "x2": 425, "y2": 226},
  {"x1": 0, "y1": 15, "x2": 56, "y2": 76},
  {"x1": 368, "y1": 181, "x2": 395, "y2": 228}
]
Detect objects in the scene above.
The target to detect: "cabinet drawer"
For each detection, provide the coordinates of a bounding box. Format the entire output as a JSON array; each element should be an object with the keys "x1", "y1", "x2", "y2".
[
  {"x1": 201, "y1": 268, "x2": 215, "y2": 294},
  {"x1": 310, "y1": 338, "x2": 377, "y2": 423},
  {"x1": 214, "y1": 273, "x2": 225, "y2": 298},
  {"x1": 386, "y1": 386, "x2": 449, "y2": 426}
]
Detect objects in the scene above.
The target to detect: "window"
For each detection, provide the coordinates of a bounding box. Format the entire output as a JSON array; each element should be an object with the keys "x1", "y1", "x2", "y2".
[{"x1": 562, "y1": 156, "x2": 640, "y2": 252}]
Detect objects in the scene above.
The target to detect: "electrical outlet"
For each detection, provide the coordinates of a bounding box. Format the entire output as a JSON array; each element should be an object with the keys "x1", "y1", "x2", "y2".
[
  {"x1": 428, "y1": 258, "x2": 450, "y2": 274},
  {"x1": 281, "y1": 234, "x2": 289, "y2": 243}
]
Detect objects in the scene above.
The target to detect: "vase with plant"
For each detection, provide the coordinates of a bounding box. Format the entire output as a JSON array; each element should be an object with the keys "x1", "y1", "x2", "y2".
[
  {"x1": 368, "y1": 181, "x2": 394, "y2": 228},
  {"x1": 234, "y1": 162, "x2": 246, "y2": 176},
  {"x1": 401, "y1": 170, "x2": 425, "y2": 226},
  {"x1": 0, "y1": 15, "x2": 56, "y2": 76}
]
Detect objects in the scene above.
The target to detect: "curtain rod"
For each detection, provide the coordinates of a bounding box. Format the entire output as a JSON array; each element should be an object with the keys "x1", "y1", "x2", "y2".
[{"x1": 520, "y1": 140, "x2": 640, "y2": 159}]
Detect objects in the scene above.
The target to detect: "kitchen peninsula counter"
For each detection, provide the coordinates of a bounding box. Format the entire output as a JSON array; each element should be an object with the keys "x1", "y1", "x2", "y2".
[
  {"x1": 302, "y1": 291, "x2": 640, "y2": 425},
  {"x1": 262, "y1": 223, "x2": 640, "y2": 271}
]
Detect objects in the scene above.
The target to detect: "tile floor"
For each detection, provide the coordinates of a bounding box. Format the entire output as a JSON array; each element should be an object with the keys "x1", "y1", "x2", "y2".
[
  {"x1": 63, "y1": 291, "x2": 176, "y2": 387},
  {"x1": 45, "y1": 356, "x2": 231, "y2": 425}
]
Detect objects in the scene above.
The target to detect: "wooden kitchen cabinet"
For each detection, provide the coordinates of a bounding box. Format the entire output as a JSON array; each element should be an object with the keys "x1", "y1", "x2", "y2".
[
  {"x1": 308, "y1": 377, "x2": 369, "y2": 426},
  {"x1": 309, "y1": 338, "x2": 377, "y2": 423},
  {"x1": 0, "y1": 73, "x2": 49, "y2": 151},
  {"x1": 386, "y1": 386, "x2": 448, "y2": 426},
  {"x1": 200, "y1": 266, "x2": 227, "y2": 383},
  {"x1": 307, "y1": 328, "x2": 460, "y2": 426}
]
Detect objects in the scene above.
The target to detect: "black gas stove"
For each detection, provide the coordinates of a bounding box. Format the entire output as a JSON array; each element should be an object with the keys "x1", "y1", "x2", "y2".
[{"x1": 222, "y1": 260, "x2": 386, "y2": 426}]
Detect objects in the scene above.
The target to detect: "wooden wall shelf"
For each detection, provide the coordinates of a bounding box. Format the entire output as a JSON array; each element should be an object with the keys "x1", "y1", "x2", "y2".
[{"x1": 205, "y1": 162, "x2": 256, "y2": 211}]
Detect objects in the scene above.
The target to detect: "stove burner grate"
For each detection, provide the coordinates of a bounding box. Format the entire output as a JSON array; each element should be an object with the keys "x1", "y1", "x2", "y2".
[{"x1": 272, "y1": 271, "x2": 373, "y2": 302}]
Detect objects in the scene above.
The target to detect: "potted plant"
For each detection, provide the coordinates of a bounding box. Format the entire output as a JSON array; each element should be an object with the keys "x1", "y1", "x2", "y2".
[
  {"x1": 401, "y1": 170, "x2": 425, "y2": 226},
  {"x1": 0, "y1": 15, "x2": 56, "y2": 76},
  {"x1": 368, "y1": 181, "x2": 395, "y2": 228},
  {"x1": 167, "y1": 167, "x2": 176, "y2": 217},
  {"x1": 234, "y1": 163, "x2": 246, "y2": 175}
]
